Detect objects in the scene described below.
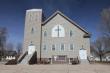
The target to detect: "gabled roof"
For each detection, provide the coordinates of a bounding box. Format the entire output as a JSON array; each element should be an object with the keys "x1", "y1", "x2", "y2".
[{"x1": 42, "y1": 11, "x2": 90, "y2": 35}]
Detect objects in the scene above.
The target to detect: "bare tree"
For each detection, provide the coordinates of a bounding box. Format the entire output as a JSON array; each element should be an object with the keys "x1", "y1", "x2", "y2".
[
  {"x1": 6, "y1": 43, "x2": 14, "y2": 51},
  {"x1": 96, "y1": 8, "x2": 110, "y2": 53},
  {"x1": 90, "y1": 42, "x2": 99, "y2": 57},
  {"x1": 93, "y1": 37, "x2": 106, "y2": 62},
  {"x1": 0, "y1": 27, "x2": 7, "y2": 59},
  {"x1": 101, "y1": 8, "x2": 110, "y2": 38}
]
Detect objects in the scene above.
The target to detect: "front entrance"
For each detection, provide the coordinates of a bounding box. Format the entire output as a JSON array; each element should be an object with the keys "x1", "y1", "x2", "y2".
[
  {"x1": 28, "y1": 45, "x2": 36, "y2": 55},
  {"x1": 79, "y1": 49, "x2": 87, "y2": 59},
  {"x1": 52, "y1": 55, "x2": 67, "y2": 64}
]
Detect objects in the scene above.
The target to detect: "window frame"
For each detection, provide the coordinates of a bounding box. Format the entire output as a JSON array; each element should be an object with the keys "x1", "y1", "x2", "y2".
[
  {"x1": 43, "y1": 44, "x2": 47, "y2": 51},
  {"x1": 70, "y1": 30, "x2": 73, "y2": 37},
  {"x1": 31, "y1": 27, "x2": 34, "y2": 34},
  {"x1": 51, "y1": 44, "x2": 56, "y2": 51},
  {"x1": 69, "y1": 44, "x2": 74, "y2": 51},
  {"x1": 60, "y1": 44, "x2": 65, "y2": 51},
  {"x1": 44, "y1": 31, "x2": 47, "y2": 37},
  {"x1": 52, "y1": 25, "x2": 65, "y2": 37}
]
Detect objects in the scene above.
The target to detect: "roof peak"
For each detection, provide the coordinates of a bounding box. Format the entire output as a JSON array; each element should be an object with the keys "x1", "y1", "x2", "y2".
[{"x1": 42, "y1": 10, "x2": 90, "y2": 35}]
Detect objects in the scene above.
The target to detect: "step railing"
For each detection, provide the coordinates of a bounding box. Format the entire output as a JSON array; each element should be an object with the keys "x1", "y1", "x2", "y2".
[{"x1": 17, "y1": 51, "x2": 28, "y2": 64}]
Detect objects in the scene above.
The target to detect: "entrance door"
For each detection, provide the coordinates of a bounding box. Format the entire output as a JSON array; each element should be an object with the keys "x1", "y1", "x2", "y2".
[
  {"x1": 79, "y1": 49, "x2": 87, "y2": 59},
  {"x1": 56, "y1": 55, "x2": 66, "y2": 61},
  {"x1": 52, "y1": 55, "x2": 67, "y2": 64},
  {"x1": 28, "y1": 45, "x2": 36, "y2": 55}
]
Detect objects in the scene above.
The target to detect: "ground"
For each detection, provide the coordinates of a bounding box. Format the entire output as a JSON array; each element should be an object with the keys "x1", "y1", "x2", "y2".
[{"x1": 0, "y1": 64, "x2": 109, "y2": 73}]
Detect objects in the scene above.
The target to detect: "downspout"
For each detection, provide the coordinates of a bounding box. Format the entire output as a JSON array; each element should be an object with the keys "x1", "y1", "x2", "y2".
[{"x1": 40, "y1": 24, "x2": 42, "y2": 63}]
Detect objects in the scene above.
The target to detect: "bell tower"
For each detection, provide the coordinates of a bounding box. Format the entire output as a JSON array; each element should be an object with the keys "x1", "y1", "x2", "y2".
[{"x1": 23, "y1": 9, "x2": 42, "y2": 61}]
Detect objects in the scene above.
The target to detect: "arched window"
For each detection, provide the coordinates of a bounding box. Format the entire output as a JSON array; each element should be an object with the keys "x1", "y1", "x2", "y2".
[
  {"x1": 44, "y1": 31, "x2": 47, "y2": 37},
  {"x1": 60, "y1": 44, "x2": 65, "y2": 51},
  {"x1": 70, "y1": 30, "x2": 73, "y2": 37},
  {"x1": 70, "y1": 44, "x2": 74, "y2": 51},
  {"x1": 43, "y1": 45, "x2": 46, "y2": 50},
  {"x1": 31, "y1": 28, "x2": 34, "y2": 34},
  {"x1": 52, "y1": 25, "x2": 65, "y2": 37}
]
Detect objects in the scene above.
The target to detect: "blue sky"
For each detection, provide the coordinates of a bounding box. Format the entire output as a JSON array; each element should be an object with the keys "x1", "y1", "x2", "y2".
[{"x1": 0, "y1": 0, "x2": 110, "y2": 45}]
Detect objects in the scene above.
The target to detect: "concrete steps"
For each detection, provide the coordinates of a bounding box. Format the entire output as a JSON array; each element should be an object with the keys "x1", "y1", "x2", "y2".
[
  {"x1": 19, "y1": 53, "x2": 34, "y2": 64},
  {"x1": 80, "y1": 59, "x2": 89, "y2": 64}
]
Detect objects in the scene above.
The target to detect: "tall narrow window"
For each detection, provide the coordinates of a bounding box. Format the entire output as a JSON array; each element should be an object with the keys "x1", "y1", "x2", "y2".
[
  {"x1": 52, "y1": 44, "x2": 55, "y2": 51},
  {"x1": 70, "y1": 30, "x2": 73, "y2": 37},
  {"x1": 31, "y1": 28, "x2": 34, "y2": 34},
  {"x1": 43, "y1": 45, "x2": 46, "y2": 51},
  {"x1": 70, "y1": 44, "x2": 74, "y2": 51},
  {"x1": 61, "y1": 44, "x2": 64, "y2": 51},
  {"x1": 44, "y1": 31, "x2": 47, "y2": 37},
  {"x1": 52, "y1": 25, "x2": 65, "y2": 37}
]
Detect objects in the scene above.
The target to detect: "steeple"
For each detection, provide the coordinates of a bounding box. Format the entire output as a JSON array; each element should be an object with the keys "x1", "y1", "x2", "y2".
[{"x1": 23, "y1": 9, "x2": 42, "y2": 62}]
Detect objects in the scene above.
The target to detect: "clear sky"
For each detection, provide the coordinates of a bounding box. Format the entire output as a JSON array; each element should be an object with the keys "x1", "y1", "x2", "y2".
[{"x1": 0, "y1": 0, "x2": 110, "y2": 45}]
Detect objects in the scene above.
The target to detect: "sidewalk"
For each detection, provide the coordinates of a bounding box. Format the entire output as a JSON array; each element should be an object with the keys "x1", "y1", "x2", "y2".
[{"x1": 0, "y1": 64, "x2": 109, "y2": 73}]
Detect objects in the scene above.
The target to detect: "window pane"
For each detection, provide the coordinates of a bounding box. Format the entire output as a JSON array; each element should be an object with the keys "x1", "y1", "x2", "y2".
[
  {"x1": 44, "y1": 31, "x2": 47, "y2": 37},
  {"x1": 61, "y1": 44, "x2": 64, "y2": 51},
  {"x1": 52, "y1": 45, "x2": 55, "y2": 51},
  {"x1": 52, "y1": 25, "x2": 65, "y2": 37},
  {"x1": 31, "y1": 28, "x2": 34, "y2": 34},
  {"x1": 70, "y1": 30, "x2": 72, "y2": 37},
  {"x1": 70, "y1": 44, "x2": 74, "y2": 50},
  {"x1": 43, "y1": 45, "x2": 46, "y2": 50}
]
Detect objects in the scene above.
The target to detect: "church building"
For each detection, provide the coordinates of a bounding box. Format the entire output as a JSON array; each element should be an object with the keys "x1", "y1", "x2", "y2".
[{"x1": 19, "y1": 9, "x2": 91, "y2": 64}]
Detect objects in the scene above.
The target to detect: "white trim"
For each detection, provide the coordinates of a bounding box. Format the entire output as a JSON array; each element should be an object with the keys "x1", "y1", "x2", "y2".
[{"x1": 27, "y1": 9, "x2": 42, "y2": 12}]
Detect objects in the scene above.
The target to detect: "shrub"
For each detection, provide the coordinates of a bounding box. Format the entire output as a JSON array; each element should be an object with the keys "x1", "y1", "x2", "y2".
[{"x1": 71, "y1": 57, "x2": 80, "y2": 65}]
